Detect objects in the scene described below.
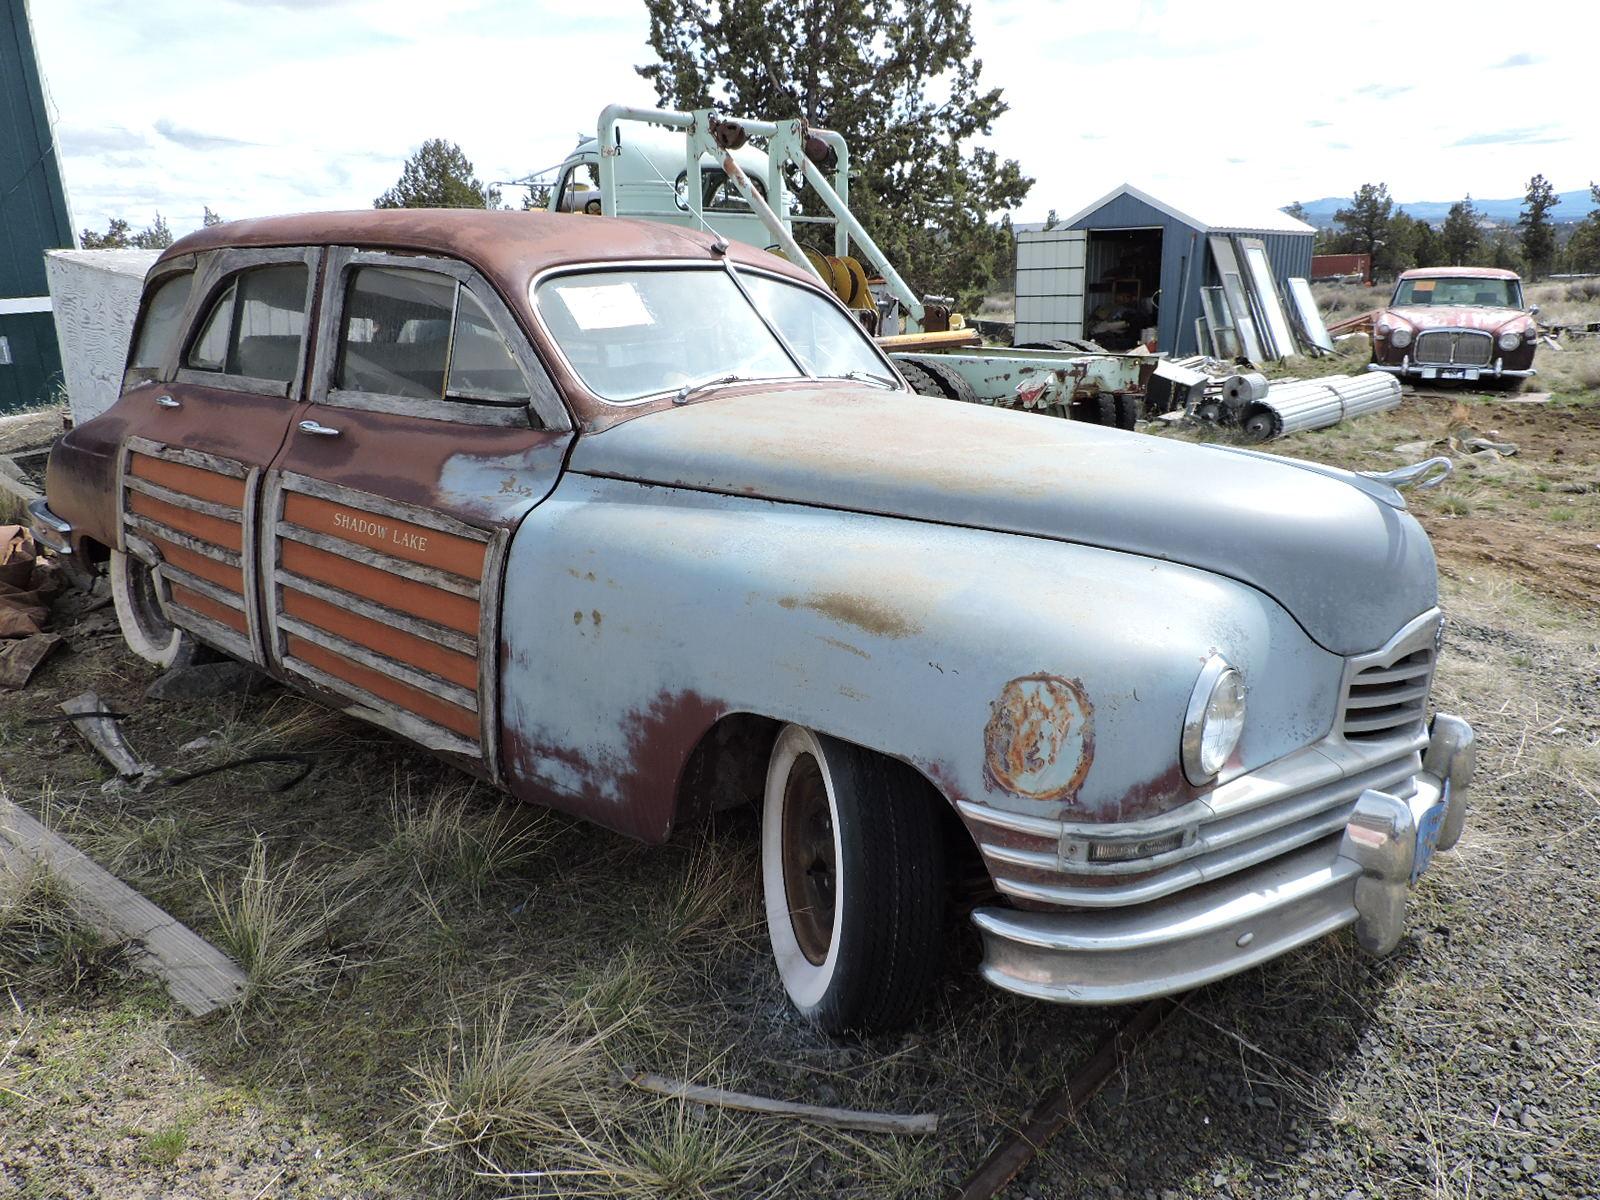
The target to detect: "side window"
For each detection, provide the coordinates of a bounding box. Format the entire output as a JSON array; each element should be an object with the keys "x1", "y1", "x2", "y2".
[
  {"x1": 335, "y1": 266, "x2": 529, "y2": 405},
  {"x1": 124, "y1": 272, "x2": 193, "y2": 386},
  {"x1": 184, "y1": 263, "x2": 309, "y2": 384}
]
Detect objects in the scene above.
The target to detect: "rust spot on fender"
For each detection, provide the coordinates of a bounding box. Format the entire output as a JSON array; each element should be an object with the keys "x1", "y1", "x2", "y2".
[
  {"x1": 983, "y1": 673, "x2": 1095, "y2": 804},
  {"x1": 777, "y1": 591, "x2": 919, "y2": 639}
]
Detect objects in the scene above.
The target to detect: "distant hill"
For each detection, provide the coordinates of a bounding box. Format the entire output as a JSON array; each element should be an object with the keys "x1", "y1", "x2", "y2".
[{"x1": 1293, "y1": 189, "x2": 1596, "y2": 229}]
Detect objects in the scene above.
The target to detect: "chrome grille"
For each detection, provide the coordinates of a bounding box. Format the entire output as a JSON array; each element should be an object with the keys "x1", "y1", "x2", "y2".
[
  {"x1": 1414, "y1": 329, "x2": 1493, "y2": 367},
  {"x1": 1340, "y1": 613, "x2": 1440, "y2": 741}
]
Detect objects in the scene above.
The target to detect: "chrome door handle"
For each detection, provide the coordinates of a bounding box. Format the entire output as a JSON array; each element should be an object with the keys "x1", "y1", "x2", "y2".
[
  {"x1": 297, "y1": 419, "x2": 341, "y2": 437},
  {"x1": 155, "y1": 394, "x2": 180, "y2": 408}
]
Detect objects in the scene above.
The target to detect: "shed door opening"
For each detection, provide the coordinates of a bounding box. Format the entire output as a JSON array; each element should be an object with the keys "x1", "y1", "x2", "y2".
[{"x1": 1083, "y1": 227, "x2": 1162, "y2": 351}]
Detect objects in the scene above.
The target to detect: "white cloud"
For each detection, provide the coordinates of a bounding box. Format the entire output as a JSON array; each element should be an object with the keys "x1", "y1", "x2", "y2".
[{"x1": 30, "y1": 0, "x2": 1600, "y2": 238}]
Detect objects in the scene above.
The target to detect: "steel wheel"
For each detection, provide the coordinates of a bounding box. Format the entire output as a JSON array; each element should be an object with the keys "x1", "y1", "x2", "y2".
[{"x1": 109, "y1": 550, "x2": 201, "y2": 669}]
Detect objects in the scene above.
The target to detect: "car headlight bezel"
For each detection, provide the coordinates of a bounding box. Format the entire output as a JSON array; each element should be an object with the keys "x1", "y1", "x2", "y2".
[
  {"x1": 1497, "y1": 329, "x2": 1522, "y2": 351},
  {"x1": 1390, "y1": 326, "x2": 1413, "y2": 349},
  {"x1": 1182, "y1": 655, "x2": 1246, "y2": 784}
]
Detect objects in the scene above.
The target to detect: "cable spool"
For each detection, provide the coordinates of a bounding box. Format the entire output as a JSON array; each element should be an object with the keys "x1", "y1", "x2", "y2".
[
  {"x1": 1222, "y1": 373, "x2": 1269, "y2": 405},
  {"x1": 768, "y1": 246, "x2": 875, "y2": 309}
]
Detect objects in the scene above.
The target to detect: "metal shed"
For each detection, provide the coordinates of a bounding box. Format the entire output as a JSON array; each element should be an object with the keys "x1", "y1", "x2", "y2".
[
  {"x1": 1015, "y1": 183, "x2": 1314, "y2": 355},
  {"x1": 1, "y1": 0, "x2": 74, "y2": 413}
]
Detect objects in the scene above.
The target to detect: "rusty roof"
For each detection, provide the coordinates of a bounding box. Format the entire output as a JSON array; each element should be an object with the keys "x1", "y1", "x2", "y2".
[
  {"x1": 161, "y1": 208, "x2": 811, "y2": 286},
  {"x1": 1397, "y1": 266, "x2": 1521, "y2": 280}
]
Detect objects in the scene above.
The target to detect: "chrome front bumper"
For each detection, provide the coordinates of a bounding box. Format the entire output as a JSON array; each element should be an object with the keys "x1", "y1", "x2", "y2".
[
  {"x1": 1367, "y1": 357, "x2": 1535, "y2": 381},
  {"x1": 972, "y1": 713, "x2": 1476, "y2": 1004}
]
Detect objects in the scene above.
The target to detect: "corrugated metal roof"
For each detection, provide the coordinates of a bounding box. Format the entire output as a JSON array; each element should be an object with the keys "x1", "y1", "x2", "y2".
[{"x1": 1018, "y1": 183, "x2": 1314, "y2": 237}]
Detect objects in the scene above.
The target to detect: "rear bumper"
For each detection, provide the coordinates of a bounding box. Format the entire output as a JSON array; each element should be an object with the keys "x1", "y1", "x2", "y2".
[{"x1": 971, "y1": 713, "x2": 1475, "y2": 1004}]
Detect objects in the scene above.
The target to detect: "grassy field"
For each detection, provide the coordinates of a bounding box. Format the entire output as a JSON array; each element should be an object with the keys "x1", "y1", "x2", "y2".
[{"x1": 2, "y1": 351, "x2": 1599, "y2": 1196}]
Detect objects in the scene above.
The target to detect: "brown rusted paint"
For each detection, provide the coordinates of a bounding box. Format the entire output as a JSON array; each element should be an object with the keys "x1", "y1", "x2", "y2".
[
  {"x1": 286, "y1": 633, "x2": 479, "y2": 740},
  {"x1": 169, "y1": 583, "x2": 247, "y2": 634},
  {"x1": 282, "y1": 492, "x2": 486, "y2": 579},
  {"x1": 777, "y1": 591, "x2": 920, "y2": 639},
  {"x1": 128, "y1": 454, "x2": 246, "y2": 508},
  {"x1": 502, "y1": 689, "x2": 726, "y2": 843},
  {"x1": 982, "y1": 673, "x2": 1095, "y2": 805},
  {"x1": 280, "y1": 540, "x2": 480, "y2": 636},
  {"x1": 147, "y1": 535, "x2": 245, "y2": 593},
  {"x1": 127, "y1": 490, "x2": 243, "y2": 551},
  {"x1": 281, "y1": 586, "x2": 479, "y2": 690},
  {"x1": 1108, "y1": 761, "x2": 1207, "y2": 823}
]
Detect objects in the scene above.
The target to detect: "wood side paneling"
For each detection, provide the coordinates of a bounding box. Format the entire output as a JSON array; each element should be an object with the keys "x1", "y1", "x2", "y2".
[
  {"x1": 169, "y1": 584, "x2": 247, "y2": 634},
  {"x1": 148, "y1": 536, "x2": 243, "y2": 593},
  {"x1": 278, "y1": 540, "x2": 480, "y2": 635},
  {"x1": 286, "y1": 634, "x2": 479, "y2": 740},
  {"x1": 281, "y1": 587, "x2": 479, "y2": 690},
  {"x1": 129, "y1": 454, "x2": 247, "y2": 508},
  {"x1": 281, "y1": 492, "x2": 486, "y2": 579},
  {"x1": 127, "y1": 491, "x2": 243, "y2": 551}
]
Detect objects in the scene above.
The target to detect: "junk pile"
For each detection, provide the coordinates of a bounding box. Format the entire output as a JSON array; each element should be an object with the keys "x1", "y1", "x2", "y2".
[
  {"x1": 1149, "y1": 356, "x2": 1402, "y2": 442},
  {"x1": 0, "y1": 526, "x2": 64, "y2": 689},
  {"x1": 1195, "y1": 236, "x2": 1333, "y2": 364}
]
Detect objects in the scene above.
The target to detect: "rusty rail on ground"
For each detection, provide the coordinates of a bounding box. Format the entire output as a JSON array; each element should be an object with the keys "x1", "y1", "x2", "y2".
[{"x1": 956, "y1": 995, "x2": 1183, "y2": 1200}]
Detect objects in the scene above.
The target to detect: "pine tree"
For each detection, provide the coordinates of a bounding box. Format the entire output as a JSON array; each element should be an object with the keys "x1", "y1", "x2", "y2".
[
  {"x1": 1439, "y1": 198, "x2": 1482, "y2": 266},
  {"x1": 1517, "y1": 174, "x2": 1559, "y2": 280},
  {"x1": 1563, "y1": 182, "x2": 1600, "y2": 273},
  {"x1": 375, "y1": 140, "x2": 502, "y2": 209},
  {"x1": 1333, "y1": 183, "x2": 1396, "y2": 273},
  {"x1": 636, "y1": 0, "x2": 1031, "y2": 309}
]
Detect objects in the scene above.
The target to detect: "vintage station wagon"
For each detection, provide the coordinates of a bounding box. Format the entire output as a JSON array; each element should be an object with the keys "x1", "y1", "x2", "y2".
[{"x1": 32, "y1": 211, "x2": 1476, "y2": 1033}]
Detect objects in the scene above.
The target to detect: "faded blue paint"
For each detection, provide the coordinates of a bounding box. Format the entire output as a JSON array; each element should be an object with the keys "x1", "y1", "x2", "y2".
[{"x1": 1067, "y1": 191, "x2": 1314, "y2": 356}]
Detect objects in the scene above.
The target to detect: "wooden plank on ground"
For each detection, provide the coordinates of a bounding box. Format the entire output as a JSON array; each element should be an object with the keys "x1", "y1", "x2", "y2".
[{"x1": 0, "y1": 795, "x2": 246, "y2": 1016}]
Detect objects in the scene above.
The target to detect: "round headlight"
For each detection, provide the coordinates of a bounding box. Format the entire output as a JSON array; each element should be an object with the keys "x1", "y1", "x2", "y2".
[
  {"x1": 1498, "y1": 329, "x2": 1522, "y2": 351},
  {"x1": 1182, "y1": 656, "x2": 1246, "y2": 784},
  {"x1": 1390, "y1": 327, "x2": 1413, "y2": 349}
]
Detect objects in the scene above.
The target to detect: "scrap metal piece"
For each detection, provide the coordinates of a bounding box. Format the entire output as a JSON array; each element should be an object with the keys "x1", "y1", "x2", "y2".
[
  {"x1": 620, "y1": 1067, "x2": 938, "y2": 1135},
  {"x1": 60, "y1": 690, "x2": 149, "y2": 779},
  {"x1": 1286, "y1": 277, "x2": 1335, "y2": 353}
]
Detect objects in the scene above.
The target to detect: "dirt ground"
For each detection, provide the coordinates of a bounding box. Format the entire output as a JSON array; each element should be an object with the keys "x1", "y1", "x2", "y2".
[{"x1": 2, "y1": 385, "x2": 1598, "y2": 1198}]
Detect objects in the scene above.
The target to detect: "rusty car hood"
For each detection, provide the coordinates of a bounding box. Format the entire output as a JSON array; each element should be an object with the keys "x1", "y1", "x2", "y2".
[
  {"x1": 1385, "y1": 304, "x2": 1529, "y2": 333},
  {"x1": 568, "y1": 388, "x2": 1437, "y2": 656}
]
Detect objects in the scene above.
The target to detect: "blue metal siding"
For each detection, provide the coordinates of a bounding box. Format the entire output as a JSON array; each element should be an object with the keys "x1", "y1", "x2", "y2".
[{"x1": 1068, "y1": 191, "x2": 1314, "y2": 354}]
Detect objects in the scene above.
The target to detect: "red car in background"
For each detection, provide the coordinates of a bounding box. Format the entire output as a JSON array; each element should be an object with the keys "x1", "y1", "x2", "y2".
[{"x1": 1368, "y1": 266, "x2": 1538, "y2": 384}]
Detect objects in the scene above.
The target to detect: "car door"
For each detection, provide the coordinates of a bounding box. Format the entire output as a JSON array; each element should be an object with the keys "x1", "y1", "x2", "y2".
[
  {"x1": 258, "y1": 248, "x2": 572, "y2": 781},
  {"x1": 114, "y1": 247, "x2": 320, "y2": 666}
]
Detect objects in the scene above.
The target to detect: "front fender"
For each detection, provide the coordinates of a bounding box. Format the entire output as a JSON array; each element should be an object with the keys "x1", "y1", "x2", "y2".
[{"x1": 498, "y1": 475, "x2": 1344, "y2": 842}]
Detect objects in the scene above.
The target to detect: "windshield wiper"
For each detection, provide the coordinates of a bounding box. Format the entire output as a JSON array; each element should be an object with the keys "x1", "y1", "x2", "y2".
[
  {"x1": 674, "y1": 374, "x2": 750, "y2": 405},
  {"x1": 831, "y1": 368, "x2": 899, "y2": 389}
]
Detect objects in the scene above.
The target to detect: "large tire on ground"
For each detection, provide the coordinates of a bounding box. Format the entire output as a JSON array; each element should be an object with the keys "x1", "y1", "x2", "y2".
[
  {"x1": 1114, "y1": 393, "x2": 1140, "y2": 430},
  {"x1": 1095, "y1": 395, "x2": 1117, "y2": 426},
  {"x1": 896, "y1": 360, "x2": 947, "y2": 399},
  {"x1": 762, "y1": 725, "x2": 946, "y2": 1035},
  {"x1": 110, "y1": 550, "x2": 203, "y2": 669},
  {"x1": 912, "y1": 358, "x2": 979, "y2": 405}
]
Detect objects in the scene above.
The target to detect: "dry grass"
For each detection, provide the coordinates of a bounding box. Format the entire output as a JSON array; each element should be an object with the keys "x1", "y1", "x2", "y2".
[
  {"x1": 0, "y1": 859, "x2": 125, "y2": 996},
  {"x1": 368, "y1": 780, "x2": 551, "y2": 902}
]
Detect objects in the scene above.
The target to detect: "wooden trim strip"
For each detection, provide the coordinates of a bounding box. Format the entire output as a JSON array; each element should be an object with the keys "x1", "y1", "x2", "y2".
[
  {"x1": 277, "y1": 615, "x2": 478, "y2": 712},
  {"x1": 278, "y1": 471, "x2": 492, "y2": 542},
  {"x1": 123, "y1": 474, "x2": 244, "y2": 522},
  {"x1": 128, "y1": 453, "x2": 247, "y2": 508},
  {"x1": 280, "y1": 492, "x2": 486, "y2": 580},
  {"x1": 168, "y1": 607, "x2": 255, "y2": 662},
  {"x1": 157, "y1": 563, "x2": 245, "y2": 611},
  {"x1": 281, "y1": 657, "x2": 481, "y2": 758},
  {"x1": 320, "y1": 388, "x2": 531, "y2": 428},
  {"x1": 276, "y1": 570, "x2": 476, "y2": 655},
  {"x1": 126, "y1": 515, "x2": 243, "y2": 568},
  {"x1": 277, "y1": 539, "x2": 480, "y2": 636},
  {"x1": 125, "y1": 436, "x2": 248, "y2": 480},
  {"x1": 278, "y1": 524, "x2": 479, "y2": 598},
  {"x1": 148, "y1": 536, "x2": 244, "y2": 593},
  {"x1": 279, "y1": 588, "x2": 479, "y2": 691},
  {"x1": 477, "y1": 526, "x2": 510, "y2": 784},
  {"x1": 169, "y1": 583, "x2": 248, "y2": 634},
  {"x1": 127, "y1": 491, "x2": 243, "y2": 552},
  {"x1": 284, "y1": 634, "x2": 479, "y2": 741}
]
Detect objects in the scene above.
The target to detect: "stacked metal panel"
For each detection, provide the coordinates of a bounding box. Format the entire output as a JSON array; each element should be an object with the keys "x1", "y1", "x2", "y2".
[{"x1": 1240, "y1": 374, "x2": 1402, "y2": 440}]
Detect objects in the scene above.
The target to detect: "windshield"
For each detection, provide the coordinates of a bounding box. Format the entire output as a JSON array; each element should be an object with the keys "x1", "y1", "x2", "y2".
[
  {"x1": 534, "y1": 266, "x2": 891, "y2": 403},
  {"x1": 1393, "y1": 277, "x2": 1522, "y2": 308},
  {"x1": 740, "y1": 273, "x2": 889, "y2": 380}
]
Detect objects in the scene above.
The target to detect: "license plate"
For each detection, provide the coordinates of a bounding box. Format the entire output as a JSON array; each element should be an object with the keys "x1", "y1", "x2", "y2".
[
  {"x1": 1439, "y1": 368, "x2": 1465, "y2": 380},
  {"x1": 1412, "y1": 796, "x2": 1448, "y2": 884}
]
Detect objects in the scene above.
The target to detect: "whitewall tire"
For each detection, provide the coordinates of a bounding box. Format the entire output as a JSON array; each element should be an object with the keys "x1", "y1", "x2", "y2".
[
  {"x1": 109, "y1": 550, "x2": 202, "y2": 670},
  {"x1": 761, "y1": 724, "x2": 945, "y2": 1034}
]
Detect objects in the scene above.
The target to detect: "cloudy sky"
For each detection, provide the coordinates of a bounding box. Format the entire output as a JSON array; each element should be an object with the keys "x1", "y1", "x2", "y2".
[{"x1": 30, "y1": 0, "x2": 1599, "y2": 240}]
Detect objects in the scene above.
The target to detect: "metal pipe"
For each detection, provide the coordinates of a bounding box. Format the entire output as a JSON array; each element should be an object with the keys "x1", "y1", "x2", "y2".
[
  {"x1": 596, "y1": 104, "x2": 694, "y2": 216},
  {"x1": 719, "y1": 152, "x2": 825, "y2": 285},
  {"x1": 797, "y1": 155, "x2": 923, "y2": 325}
]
